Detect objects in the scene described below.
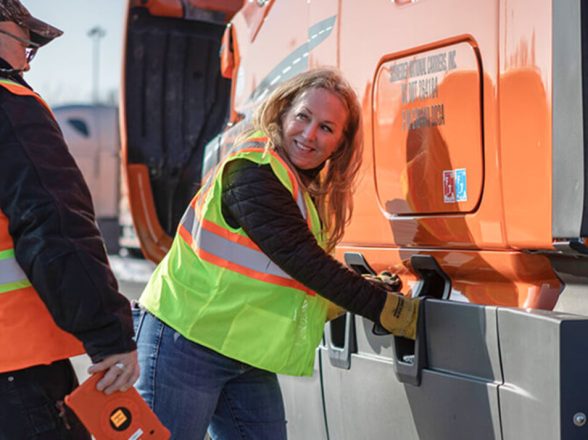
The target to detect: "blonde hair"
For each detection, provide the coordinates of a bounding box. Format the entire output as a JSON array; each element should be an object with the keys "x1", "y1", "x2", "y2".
[{"x1": 252, "y1": 67, "x2": 363, "y2": 252}]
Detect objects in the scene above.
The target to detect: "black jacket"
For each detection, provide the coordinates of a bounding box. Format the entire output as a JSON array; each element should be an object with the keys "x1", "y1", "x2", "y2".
[
  {"x1": 222, "y1": 159, "x2": 387, "y2": 323},
  {"x1": 0, "y1": 60, "x2": 135, "y2": 363}
]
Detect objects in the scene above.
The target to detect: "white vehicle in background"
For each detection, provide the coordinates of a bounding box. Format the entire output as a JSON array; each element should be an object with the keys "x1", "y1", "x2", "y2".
[{"x1": 53, "y1": 104, "x2": 122, "y2": 254}]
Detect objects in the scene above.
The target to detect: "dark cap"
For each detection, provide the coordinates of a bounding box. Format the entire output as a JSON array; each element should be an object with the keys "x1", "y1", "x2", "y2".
[{"x1": 0, "y1": 0, "x2": 62, "y2": 47}]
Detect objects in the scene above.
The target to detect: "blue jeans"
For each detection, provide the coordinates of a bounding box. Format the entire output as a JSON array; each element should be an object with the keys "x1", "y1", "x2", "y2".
[{"x1": 133, "y1": 308, "x2": 287, "y2": 440}]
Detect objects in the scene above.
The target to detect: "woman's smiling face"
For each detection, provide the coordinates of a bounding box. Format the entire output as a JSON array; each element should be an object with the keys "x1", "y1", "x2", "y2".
[{"x1": 281, "y1": 87, "x2": 348, "y2": 170}]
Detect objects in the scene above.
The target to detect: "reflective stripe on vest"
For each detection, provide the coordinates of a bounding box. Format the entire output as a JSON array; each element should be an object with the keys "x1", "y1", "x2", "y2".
[
  {"x1": 178, "y1": 210, "x2": 314, "y2": 294},
  {"x1": 178, "y1": 142, "x2": 314, "y2": 294},
  {"x1": 193, "y1": 139, "x2": 308, "y2": 226},
  {"x1": 0, "y1": 249, "x2": 31, "y2": 293}
]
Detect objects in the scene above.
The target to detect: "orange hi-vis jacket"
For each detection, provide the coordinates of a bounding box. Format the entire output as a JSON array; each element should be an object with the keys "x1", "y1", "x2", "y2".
[{"x1": 0, "y1": 79, "x2": 83, "y2": 373}]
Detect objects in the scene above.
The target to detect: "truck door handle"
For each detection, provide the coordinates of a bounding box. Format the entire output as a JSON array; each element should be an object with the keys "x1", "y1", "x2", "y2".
[
  {"x1": 341, "y1": 253, "x2": 450, "y2": 386},
  {"x1": 344, "y1": 252, "x2": 377, "y2": 277},
  {"x1": 323, "y1": 252, "x2": 377, "y2": 370},
  {"x1": 410, "y1": 254, "x2": 452, "y2": 300},
  {"x1": 324, "y1": 312, "x2": 356, "y2": 370},
  {"x1": 394, "y1": 255, "x2": 451, "y2": 386}
]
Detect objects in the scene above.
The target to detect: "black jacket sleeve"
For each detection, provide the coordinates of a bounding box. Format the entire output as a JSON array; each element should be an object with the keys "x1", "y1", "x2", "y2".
[
  {"x1": 0, "y1": 89, "x2": 136, "y2": 362},
  {"x1": 221, "y1": 159, "x2": 387, "y2": 322}
]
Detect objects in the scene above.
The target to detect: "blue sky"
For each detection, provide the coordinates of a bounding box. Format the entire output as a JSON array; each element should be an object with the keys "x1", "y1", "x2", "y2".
[{"x1": 24, "y1": 0, "x2": 126, "y2": 106}]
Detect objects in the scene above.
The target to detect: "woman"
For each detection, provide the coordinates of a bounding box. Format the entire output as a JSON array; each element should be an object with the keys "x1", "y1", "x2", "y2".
[{"x1": 133, "y1": 68, "x2": 421, "y2": 439}]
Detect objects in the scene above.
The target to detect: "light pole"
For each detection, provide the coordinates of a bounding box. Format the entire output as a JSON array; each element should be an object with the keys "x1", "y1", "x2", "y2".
[{"x1": 87, "y1": 26, "x2": 106, "y2": 104}]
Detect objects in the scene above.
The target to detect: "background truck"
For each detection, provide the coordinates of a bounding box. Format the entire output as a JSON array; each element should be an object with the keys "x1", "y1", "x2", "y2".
[
  {"x1": 54, "y1": 104, "x2": 120, "y2": 254},
  {"x1": 120, "y1": 0, "x2": 588, "y2": 438}
]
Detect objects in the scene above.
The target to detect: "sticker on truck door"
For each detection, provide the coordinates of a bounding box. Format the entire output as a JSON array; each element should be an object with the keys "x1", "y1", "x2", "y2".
[
  {"x1": 443, "y1": 168, "x2": 467, "y2": 203},
  {"x1": 443, "y1": 170, "x2": 455, "y2": 203},
  {"x1": 455, "y1": 168, "x2": 467, "y2": 202}
]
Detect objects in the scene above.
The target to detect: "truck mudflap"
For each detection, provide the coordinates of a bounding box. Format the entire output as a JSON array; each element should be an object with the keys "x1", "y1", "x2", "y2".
[{"x1": 281, "y1": 289, "x2": 588, "y2": 440}]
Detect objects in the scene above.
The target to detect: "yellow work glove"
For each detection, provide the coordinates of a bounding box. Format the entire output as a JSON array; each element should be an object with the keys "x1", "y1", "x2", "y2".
[
  {"x1": 364, "y1": 272, "x2": 421, "y2": 340},
  {"x1": 379, "y1": 292, "x2": 421, "y2": 340},
  {"x1": 364, "y1": 271, "x2": 402, "y2": 292}
]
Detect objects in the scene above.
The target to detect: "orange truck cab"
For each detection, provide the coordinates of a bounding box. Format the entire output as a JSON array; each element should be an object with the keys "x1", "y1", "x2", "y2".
[{"x1": 121, "y1": 0, "x2": 588, "y2": 438}]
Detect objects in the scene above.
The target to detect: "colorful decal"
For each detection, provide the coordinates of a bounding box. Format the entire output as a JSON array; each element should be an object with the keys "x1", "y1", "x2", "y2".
[
  {"x1": 443, "y1": 170, "x2": 455, "y2": 203},
  {"x1": 455, "y1": 168, "x2": 467, "y2": 202},
  {"x1": 443, "y1": 168, "x2": 467, "y2": 203}
]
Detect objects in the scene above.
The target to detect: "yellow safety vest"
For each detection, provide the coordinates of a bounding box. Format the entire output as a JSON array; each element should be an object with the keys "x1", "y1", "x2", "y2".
[{"x1": 140, "y1": 132, "x2": 330, "y2": 376}]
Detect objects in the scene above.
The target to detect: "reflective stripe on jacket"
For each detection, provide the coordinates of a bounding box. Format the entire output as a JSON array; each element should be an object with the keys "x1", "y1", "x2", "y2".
[
  {"x1": 0, "y1": 78, "x2": 53, "y2": 115},
  {"x1": 0, "y1": 204, "x2": 83, "y2": 373},
  {"x1": 140, "y1": 132, "x2": 329, "y2": 376}
]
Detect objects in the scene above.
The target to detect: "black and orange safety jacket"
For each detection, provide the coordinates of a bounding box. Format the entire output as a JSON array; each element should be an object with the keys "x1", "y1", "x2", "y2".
[{"x1": 0, "y1": 59, "x2": 135, "y2": 372}]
